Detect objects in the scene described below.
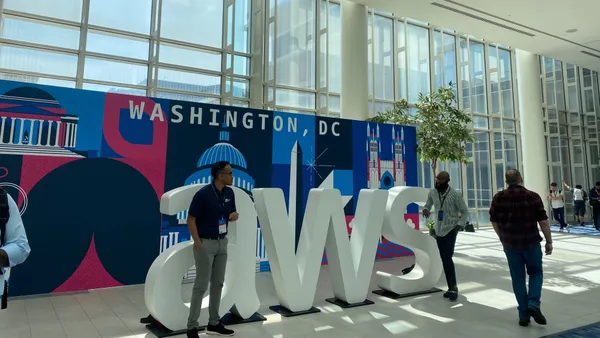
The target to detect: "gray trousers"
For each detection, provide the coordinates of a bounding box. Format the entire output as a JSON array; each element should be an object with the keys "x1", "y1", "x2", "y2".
[{"x1": 187, "y1": 237, "x2": 228, "y2": 328}]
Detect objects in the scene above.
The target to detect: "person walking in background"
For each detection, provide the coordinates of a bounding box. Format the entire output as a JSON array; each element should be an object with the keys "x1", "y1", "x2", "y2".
[
  {"x1": 548, "y1": 182, "x2": 569, "y2": 232},
  {"x1": 490, "y1": 169, "x2": 552, "y2": 328},
  {"x1": 589, "y1": 182, "x2": 600, "y2": 231},
  {"x1": 563, "y1": 180, "x2": 586, "y2": 226},
  {"x1": 422, "y1": 171, "x2": 468, "y2": 302},
  {"x1": 186, "y1": 161, "x2": 238, "y2": 337}
]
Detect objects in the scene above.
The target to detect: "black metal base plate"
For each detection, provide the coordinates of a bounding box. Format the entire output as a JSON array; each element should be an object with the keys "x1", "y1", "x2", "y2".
[
  {"x1": 221, "y1": 312, "x2": 266, "y2": 326},
  {"x1": 372, "y1": 288, "x2": 442, "y2": 299},
  {"x1": 145, "y1": 312, "x2": 266, "y2": 338},
  {"x1": 140, "y1": 314, "x2": 157, "y2": 324},
  {"x1": 325, "y1": 297, "x2": 374, "y2": 308},
  {"x1": 269, "y1": 305, "x2": 321, "y2": 317},
  {"x1": 145, "y1": 322, "x2": 186, "y2": 338}
]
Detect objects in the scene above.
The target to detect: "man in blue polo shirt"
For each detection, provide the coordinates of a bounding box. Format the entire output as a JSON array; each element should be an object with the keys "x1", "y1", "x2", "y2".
[{"x1": 186, "y1": 161, "x2": 238, "y2": 337}]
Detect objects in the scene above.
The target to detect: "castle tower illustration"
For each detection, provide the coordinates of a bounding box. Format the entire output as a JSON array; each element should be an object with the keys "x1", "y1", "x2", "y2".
[{"x1": 366, "y1": 123, "x2": 406, "y2": 190}]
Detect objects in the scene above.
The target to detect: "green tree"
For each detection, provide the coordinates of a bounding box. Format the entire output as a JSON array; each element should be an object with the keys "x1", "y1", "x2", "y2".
[{"x1": 367, "y1": 82, "x2": 474, "y2": 176}]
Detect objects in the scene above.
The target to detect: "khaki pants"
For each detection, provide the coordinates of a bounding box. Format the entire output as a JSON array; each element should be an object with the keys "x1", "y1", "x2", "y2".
[{"x1": 187, "y1": 237, "x2": 228, "y2": 328}]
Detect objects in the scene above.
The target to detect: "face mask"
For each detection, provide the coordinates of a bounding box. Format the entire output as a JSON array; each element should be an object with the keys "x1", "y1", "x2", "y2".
[{"x1": 435, "y1": 181, "x2": 449, "y2": 192}]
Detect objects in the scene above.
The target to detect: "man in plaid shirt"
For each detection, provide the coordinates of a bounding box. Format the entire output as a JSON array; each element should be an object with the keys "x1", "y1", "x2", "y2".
[{"x1": 489, "y1": 169, "x2": 553, "y2": 328}]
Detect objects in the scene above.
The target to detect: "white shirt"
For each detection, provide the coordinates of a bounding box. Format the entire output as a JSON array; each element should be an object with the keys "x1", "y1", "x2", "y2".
[
  {"x1": 0, "y1": 194, "x2": 31, "y2": 297},
  {"x1": 550, "y1": 190, "x2": 565, "y2": 209},
  {"x1": 571, "y1": 188, "x2": 585, "y2": 201}
]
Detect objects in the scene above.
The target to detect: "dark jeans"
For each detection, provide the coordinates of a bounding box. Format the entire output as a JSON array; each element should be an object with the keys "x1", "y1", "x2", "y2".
[
  {"x1": 593, "y1": 204, "x2": 600, "y2": 229},
  {"x1": 552, "y1": 207, "x2": 566, "y2": 229},
  {"x1": 436, "y1": 228, "x2": 458, "y2": 290},
  {"x1": 504, "y1": 244, "x2": 543, "y2": 320}
]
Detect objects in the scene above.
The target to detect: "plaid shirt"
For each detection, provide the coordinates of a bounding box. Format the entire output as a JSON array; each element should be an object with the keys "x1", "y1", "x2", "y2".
[{"x1": 489, "y1": 184, "x2": 547, "y2": 250}]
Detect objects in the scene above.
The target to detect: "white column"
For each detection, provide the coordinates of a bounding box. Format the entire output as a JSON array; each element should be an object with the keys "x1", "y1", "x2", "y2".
[
  {"x1": 36, "y1": 120, "x2": 43, "y2": 146},
  {"x1": 72, "y1": 124, "x2": 77, "y2": 147},
  {"x1": 0, "y1": 117, "x2": 5, "y2": 144},
  {"x1": 9, "y1": 117, "x2": 15, "y2": 144},
  {"x1": 46, "y1": 120, "x2": 53, "y2": 146},
  {"x1": 65, "y1": 123, "x2": 71, "y2": 147},
  {"x1": 516, "y1": 49, "x2": 549, "y2": 211},
  {"x1": 17, "y1": 119, "x2": 24, "y2": 144},
  {"x1": 341, "y1": 0, "x2": 369, "y2": 121},
  {"x1": 54, "y1": 121, "x2": 61, "y2": 147}
]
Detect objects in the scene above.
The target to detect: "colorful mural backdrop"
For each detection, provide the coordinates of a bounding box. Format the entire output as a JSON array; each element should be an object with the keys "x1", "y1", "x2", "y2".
[{"x1": 0, "y1": 80, "x2": 419, "y2": 297}]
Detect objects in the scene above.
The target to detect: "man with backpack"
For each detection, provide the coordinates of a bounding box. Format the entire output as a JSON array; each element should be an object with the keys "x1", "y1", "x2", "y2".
[
  {"x1": 548, "y1": 182, "x2": 569, "y2": 232},
  {"x1": 0, "y1": 187, "x2": 31, "y2": 309},
  {"x1": 563, "y1": 180, "x2": 587, "y2": 226}
]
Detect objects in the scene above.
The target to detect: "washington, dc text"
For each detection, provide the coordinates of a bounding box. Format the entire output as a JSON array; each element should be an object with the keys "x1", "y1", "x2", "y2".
[{"x1": 127, "y1": 100, "x2": 341, "y2": 136}]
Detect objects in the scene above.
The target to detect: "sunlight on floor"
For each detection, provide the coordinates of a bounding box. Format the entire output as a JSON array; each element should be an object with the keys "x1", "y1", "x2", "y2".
[
  {"x1": 463, "y1": 288, "x2": 517, "y2": 310},
  {"x1": 399, "y1": 304, "x2": 455, "y2": 323},
  {"x1": 382, "y1": 319, "x2": 418, "y2": 335}
]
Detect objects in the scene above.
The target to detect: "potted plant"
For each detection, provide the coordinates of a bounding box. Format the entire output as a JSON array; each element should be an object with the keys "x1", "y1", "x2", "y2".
[
  {"x1": 368, "y1": 82, "x2": 474, "y2": 233},
  {"x1": 367, "y1": 82, "x2": 474, "y2": 177}
]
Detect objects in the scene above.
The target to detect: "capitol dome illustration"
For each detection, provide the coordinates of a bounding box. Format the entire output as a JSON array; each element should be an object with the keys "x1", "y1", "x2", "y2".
[{"x1": 177, "y1": 123, "x2": 255, "y2": 223}]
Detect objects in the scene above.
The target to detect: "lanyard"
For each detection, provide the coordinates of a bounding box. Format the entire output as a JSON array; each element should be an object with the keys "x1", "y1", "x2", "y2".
[{"x1": 438, "y1": 190, "x2": 449, "y2": 210}]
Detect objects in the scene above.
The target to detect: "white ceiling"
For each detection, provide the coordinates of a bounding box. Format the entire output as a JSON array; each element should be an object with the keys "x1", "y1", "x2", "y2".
[{"x1": 353, "y1": 0, "x2": 600, "y2": 71}]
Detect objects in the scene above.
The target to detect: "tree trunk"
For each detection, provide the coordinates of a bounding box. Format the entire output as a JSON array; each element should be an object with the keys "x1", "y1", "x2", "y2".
[{"x1": 431, "y1": 158, "x2": 438, "y2": 179}]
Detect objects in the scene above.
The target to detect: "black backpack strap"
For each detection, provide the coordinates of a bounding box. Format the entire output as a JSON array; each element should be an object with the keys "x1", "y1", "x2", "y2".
[
  {"x1": 0, "y1": 188, "x2": 9, "y2": 246},
  {"x1": 1, "y1": 280, "x2": 7, "y2": 309}
]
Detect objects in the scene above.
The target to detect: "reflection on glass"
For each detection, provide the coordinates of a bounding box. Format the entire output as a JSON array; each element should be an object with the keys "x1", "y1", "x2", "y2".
[
  {"x1": 275, "y1": 88, "x2": 315, "y2": 110},
  {"x1": 159, "y1": 44, "x2": 221, "y2": 72},
  {"x1": 84, "y1": 57, "x2": 148, "y2": 86},
  {"x1": 328, "y1": 2, "x2": 341, "y2": 94},
  {"x1": 469, "y1": 41, "x2": 487, "y2": 114},
  {"x1": 83, "y1": 82, "x2": 146, "y2": 96},
  {"x1": 474, "y1": 132, "x2": 492, "y2": 207},
  {"x1": 234, "y1": 0, "x2": 251, "y2": 53},
  {"x1": 472, "y1": 116, "x2": 489, "y2": 129},
  {"x1": 0, "y1": 46, "x2": 78, "y2": 77},
  {"x1": 407, "y1": 24, "x2": 430, "y2": 103},
  {"x1": 89, "y1": 0, "x2": 151, "y2": 34},
  {"x1": 1, "y1": 16, "x2": 80, "y2": 50},
  {"x1": 4, "y1": 0, "x2": 82, "y2": 22},
  {"x1": 156, "y1": 91, "x2": 220, "y2": 104},
  {"x1": 157, "y1": 68, "x2": 221, "y2": 96},
  {"x1": 161, "y1": 0, "x2": 223, "y2": 48},
  {"x1": 371, "y1": 15, "x2": 394, "y2": 101},
  {"x1": 0, "y1": 73, "x2": 75, "y2": 88},
  {"x1": 274, "y1": 0, "x2": 316, "y2": 90},
  {"x1": 86, "y1": 31, "x2": 149, "y2": 60}
]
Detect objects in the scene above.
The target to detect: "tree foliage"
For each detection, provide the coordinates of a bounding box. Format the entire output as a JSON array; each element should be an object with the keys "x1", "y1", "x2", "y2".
[{"x1": 367, "y1": 82, "x2": 474, "y2": 175}]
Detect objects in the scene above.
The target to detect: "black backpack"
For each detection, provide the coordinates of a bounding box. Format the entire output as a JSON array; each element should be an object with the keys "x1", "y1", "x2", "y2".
[{"x1": 0, "y1": 188, "x2": 10, "y2": 309}]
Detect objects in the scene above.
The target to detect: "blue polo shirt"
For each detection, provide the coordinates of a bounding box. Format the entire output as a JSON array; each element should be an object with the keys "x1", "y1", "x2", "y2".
[{"x1": 188, "y1": 183, "x2": 236, "y2": 238}]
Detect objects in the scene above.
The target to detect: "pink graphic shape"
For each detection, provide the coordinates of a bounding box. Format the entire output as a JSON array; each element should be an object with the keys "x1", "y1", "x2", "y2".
[
  {"x1": 53, "y1": 235, "x2": 123, "y2": 293},
  {"x1": 102, "y1": 93, "x2": 168, "y2": 160},
  {"x1": 102, "y1": 94, "x2": 168, "y2": 198}
]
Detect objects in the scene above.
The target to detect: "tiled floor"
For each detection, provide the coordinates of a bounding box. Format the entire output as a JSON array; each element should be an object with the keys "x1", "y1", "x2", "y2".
[{"x1": 2, "y1": 229, "x2": 600, "y2": 338}]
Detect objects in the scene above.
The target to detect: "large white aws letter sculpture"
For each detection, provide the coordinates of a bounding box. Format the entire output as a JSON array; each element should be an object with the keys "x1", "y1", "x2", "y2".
[
  {"x1": 373, "y1": 186, "x2": 443, "y2": 298},
  {"x1": 253, "y1": 188, "x2": 388, "y2": 316},
  {"x1": 144, "y1": 184, "x2": 262, "y2": 332}
]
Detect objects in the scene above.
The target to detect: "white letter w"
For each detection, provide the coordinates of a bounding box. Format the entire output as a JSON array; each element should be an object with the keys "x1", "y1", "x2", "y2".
[
  {"x1": 128, "y1": 100, "x2": 145, "y2": 119},
  {"x1": 253, "y1": 188, "x2": 388, "y2": 312}
]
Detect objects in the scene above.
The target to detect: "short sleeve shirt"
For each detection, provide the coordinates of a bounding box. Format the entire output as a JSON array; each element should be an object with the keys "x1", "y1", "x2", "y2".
[
  {"x1": 489, "y1": 184, "x2": 547, "y2": 250},
  {"x1": 188, "y1": 183, "x2": 236, "y2": 238}
]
